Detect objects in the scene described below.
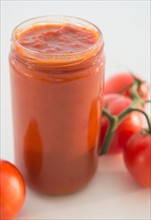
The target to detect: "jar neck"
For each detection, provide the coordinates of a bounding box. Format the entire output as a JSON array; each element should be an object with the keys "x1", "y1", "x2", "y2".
[
  {"x1": 11, "y1": 15, "x2": 104, "y2": 68},
  {"x1": 10, "y1": 15, "x2": 105, "y2": 77},
  {"x1": 11, "y1": 37, "x2": 104, "y2": 68},
  {"x1": 10, "y1": 44, "x2": 104, "y2": 75}
]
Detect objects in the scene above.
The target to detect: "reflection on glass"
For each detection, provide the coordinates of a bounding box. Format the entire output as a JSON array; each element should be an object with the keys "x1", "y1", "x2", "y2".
[{"x1": 24, "y1": 119, "x2": 43, "y2": 178}]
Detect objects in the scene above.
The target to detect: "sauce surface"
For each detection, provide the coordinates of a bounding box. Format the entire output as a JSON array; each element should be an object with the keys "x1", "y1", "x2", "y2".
[{"x1": 17, "y1": 24, "x2": 99, "y2": 55}]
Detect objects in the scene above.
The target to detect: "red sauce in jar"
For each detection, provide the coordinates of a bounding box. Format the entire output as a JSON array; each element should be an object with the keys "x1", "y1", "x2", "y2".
[
  {"x1": 9, "y1": 16, "x2": 105, "y2": 195},
  {"x1": 17, "y1": 24, "x2": 98, "y2": 54}
]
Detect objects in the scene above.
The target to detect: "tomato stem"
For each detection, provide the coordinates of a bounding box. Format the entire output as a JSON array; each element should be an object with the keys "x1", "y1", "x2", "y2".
[
  {"x1": 130, "y1": 73, "x2": 145, "y2": 84},
  {"x1": 100, "y1": 78, "x2": 150, "y2": 155},
  {"x1": 130, "y1": 79, "x2": 143, "y2": 102},
  {"x1": 119, "y1": 74, "x2": 144, "y2": 99},
  {"x1": 130, "y1": 108, "x2": 151, "y2": 134},
  {"x1": 119, "y1": 83, "x2": 133, "y2": 94},
  {"x1": 100, "y1": 109, "x2": 118, "y2": 155}
]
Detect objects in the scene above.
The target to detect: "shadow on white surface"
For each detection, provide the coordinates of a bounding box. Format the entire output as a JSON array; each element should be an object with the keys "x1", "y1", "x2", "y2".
[{"x1": 15, "y1": 156, "x2": 147, "y2": 220}]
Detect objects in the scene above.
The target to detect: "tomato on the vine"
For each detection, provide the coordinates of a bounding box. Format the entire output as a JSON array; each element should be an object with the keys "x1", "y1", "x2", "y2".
[
  {"x1": 124, "y1": 131, "x2": 151, "y2": 188},
  {"x1": 104, "y1": 72, "x2": 149, "y2": 100},
  {"x1": 99, "y1": 94, "x2": 143, "y2": 154},
  {"x1": 0, "y1": 160, "x2": 26, "y2": 219}
]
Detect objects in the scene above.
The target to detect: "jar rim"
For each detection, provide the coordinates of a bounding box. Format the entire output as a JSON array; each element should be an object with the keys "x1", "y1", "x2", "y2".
[{"x1": 11, "y1": 15, "x2": 104, "y2": 63}]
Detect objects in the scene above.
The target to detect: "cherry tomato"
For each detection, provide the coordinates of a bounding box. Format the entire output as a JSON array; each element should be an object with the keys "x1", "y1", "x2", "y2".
[
  {"x1": 99, "y1": 94, "x2": 143, "y2": 154},
  {"x1": 104, "y1": 72, "x2": 149, "y2": 100},
  {"x1": 0, "y1": 160, "x2": 26, "y2": 219},
  {"x1": 124, "y1": 131, "x2": 151, "y2": 188}
]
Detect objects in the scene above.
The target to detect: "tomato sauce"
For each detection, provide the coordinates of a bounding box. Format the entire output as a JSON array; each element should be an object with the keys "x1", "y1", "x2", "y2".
[
  {"x1": 9, "y1": 16, "x2": 105, "y2": 195},
  {"x1": 17, "y1": 24, "x2": 98, "y2": 54}
]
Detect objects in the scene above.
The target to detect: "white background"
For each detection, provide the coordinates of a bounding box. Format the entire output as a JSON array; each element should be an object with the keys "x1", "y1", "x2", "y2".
[{"x1": 1, "y1": 1, "x2": 150, "y2": 220}]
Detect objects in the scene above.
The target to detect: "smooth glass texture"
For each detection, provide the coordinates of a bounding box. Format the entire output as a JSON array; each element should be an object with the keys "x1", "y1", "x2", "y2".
[{"x1": 9, "y1": 15, "x2": 105, "y2": 195}]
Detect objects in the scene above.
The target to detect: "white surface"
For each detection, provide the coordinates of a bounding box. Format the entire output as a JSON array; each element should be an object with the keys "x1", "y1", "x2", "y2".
[{"x1": 1, "y1": 1, "x2": 150, "y2": 220}]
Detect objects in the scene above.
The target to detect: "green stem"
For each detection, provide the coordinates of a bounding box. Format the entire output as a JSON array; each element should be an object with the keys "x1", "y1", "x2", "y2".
[
  {"x1": 100, "y1": 109, "x2": 118, "y2": 155},
  {"x1": 100, "y1": 104, "x2": 151, "y2": 155},
  {"x1": 119, "y1": 107, "x2": 151, "y2": 133},
  {"x1": 100, "y1": 76, "x2": 150, "y2": 155},
  {"x1": 130, "y1": 73, "x2": 145, "y2": 84},
  {"x1": 145, "y1": 100, "x2": 151, "y2": 104},
  {"x1": 130, "y1": 80, "x2": 141, "y2": 101},
  {"x1": 130, "y1": 108, "x2": 151, "y2": 134},
  {"x1": 100, "y1": 106, "x2": 135, "y2": 155},
  {"x1": 119, "y1": 84, "x2": 133, "y2": 94},
  {"x1": 119, "y1": 74, "x2": 144, "y2": 99}
]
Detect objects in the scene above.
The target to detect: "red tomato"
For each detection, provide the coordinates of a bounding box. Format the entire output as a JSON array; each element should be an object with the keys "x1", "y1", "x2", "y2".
[
  {"x1": 104, "y1": 72, "x2": 149, "y2": 100},
  {"x1": 99, "y1": 94, "x2": 143, "y2": 154},
  {"x1": 0, "y1": 160, "x2": 26, "y2": 219},
  {"x1": 124, "y1": 131, "x2": 151, "y2": 188}
]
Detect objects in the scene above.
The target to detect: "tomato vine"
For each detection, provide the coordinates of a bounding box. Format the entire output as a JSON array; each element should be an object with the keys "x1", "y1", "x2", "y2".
[{"x1": 100, "y1": 77, "x2": 151, "y2": 155}]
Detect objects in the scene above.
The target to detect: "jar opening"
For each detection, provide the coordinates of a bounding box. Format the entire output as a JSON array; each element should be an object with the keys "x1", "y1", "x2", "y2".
[{"x1": 11, "y1": 15, "x2": 104, "y2": 64}]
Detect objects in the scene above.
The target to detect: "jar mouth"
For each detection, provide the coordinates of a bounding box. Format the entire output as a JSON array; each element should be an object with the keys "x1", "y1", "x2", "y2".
[{"x1": 11, "y1": 15, "x2": 104, "y2": 63}]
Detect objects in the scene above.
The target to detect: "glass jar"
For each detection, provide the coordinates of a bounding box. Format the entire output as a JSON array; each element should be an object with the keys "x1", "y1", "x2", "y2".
[{"x1": 9, "y1": 15, "x2": 105, "y2": 195}]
